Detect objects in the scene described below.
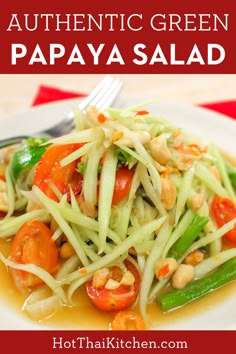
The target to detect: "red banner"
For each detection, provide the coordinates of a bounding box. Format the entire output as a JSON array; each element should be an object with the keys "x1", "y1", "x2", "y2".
[
  {"x1": 0, "y1": 330, "x2": 235, "y2": 354},
  {"x1": 0, "y1": 0, "x2": 235, "y2": 73}
]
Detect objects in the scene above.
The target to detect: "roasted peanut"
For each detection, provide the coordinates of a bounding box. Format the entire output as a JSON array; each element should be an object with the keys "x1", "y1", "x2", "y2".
[
  {"x1": 149, "y1": 135, "x2": 171, "y2": 165},
  {"x1": 191, "y1": 193, "x2": 205, "y2": 211},
  {"x1": 60, "y1": 242, "x2": 76, "y2": 259},
  {"x1": 175, "y1": 155, "x2": 194, "y2": 171},
  {"x1": 155, "y1": 257, "x2": 178, "y2": 280},
  {"x1": 105, "y1": 278, "x2": 120, "y2": 290},
  {"x1": 120, "y1": 270, "x2": 135, "y2": 286},
  {"x1": 92, "y1": 268, "x2": 110, "y2": 288},
  {"x1": 116, "y1": 130, "x2": 151, "y2": 147},
  {"x1": 184, "y1": 249, "x2": 204, "y2": 266},
  {"x1": 161, "y1": 177, "x2": 177, "y2": 210},
  {"x1": 171, "y1": 264, "x2": 195, "y2": 289}
]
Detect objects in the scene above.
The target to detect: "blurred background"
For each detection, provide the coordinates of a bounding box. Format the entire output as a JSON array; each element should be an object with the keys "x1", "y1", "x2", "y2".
[{"x1": 0, "y1": 74, "x2": 236, "y2": 119}]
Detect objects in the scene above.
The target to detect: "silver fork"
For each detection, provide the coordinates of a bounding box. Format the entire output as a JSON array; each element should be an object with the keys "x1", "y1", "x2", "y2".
[{"x1": 0, "y1": 75, "x2": 123, "y2": 148}]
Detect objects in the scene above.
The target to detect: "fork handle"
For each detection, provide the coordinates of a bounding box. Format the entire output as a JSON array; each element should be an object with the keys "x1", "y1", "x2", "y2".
[{"x1": 0, "y1": 136, "x2": 29, "y2": 149}]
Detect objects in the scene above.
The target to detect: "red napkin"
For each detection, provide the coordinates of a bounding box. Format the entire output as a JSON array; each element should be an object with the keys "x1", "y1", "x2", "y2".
[
  {"x1": 31, "y1": 85, "x2": 86, "y2": 106},
  {"x1": 31, "y1": 84, "x2": 236, "y2": 120},
  {"x1": 199, "y1": 101, "x2": 236, "y2": 120}
]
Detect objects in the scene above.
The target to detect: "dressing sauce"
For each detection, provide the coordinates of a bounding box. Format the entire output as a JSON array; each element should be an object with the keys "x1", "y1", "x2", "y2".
[{"x1": 0, "y1": 237, "x2": 236, "y2": 330}]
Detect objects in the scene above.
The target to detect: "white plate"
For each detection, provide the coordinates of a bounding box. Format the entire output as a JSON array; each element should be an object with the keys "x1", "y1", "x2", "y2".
[{"x1": 0, "y1": 96, "x2": 236, "y2": 330}]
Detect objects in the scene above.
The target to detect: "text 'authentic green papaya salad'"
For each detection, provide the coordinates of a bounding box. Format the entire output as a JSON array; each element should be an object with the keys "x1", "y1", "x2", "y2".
[{"x1": 0, "y1": 104, "x2": 236, "y2": 330}]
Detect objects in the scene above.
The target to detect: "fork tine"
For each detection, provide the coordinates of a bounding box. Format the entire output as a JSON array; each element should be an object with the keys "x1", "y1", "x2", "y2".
[
  {"x1": 96, "y1": 79, "x2": 123, "y2": 110},
  {"x1": 78, "y1": 75, "x2": 118, "y2": 112},
  {"x1": 44, "y1": 75, "x2": 122, "y2": 137},
  {"x1": 56, "y1": 76, "x2": 122, "y2": 130},
  {"x1": 0, "y1": 75, "x2": 123, "y2": 147}
]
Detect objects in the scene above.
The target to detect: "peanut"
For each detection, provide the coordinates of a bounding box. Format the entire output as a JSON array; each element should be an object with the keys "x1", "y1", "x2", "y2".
[
  {"x1": 116, "y1": 130, "x2": 151, "y2": 147},
  {"x1": 92, "y1": 268, "x2": 110, "y2": 288},
  {"x1": 155, "y1": 257, "x2": 178, "y2": 280},
  {"x1": 171, "y1": 264, "x2": 195, "y2": 289},
  {"x1": 60, "y1": 242, "x2": 75, "y2": 259},
  {"x1": 184, "y1": 249, "x2": 204, "y2": 266},
  {"x1": 149, "y1": 135, "x2": 171, "y2": 165},
  {"x1": 161, "y1": 177, "x2": 177, "y2": 210},
  {"x1": 191, "y1": 193, "x2": 205, "y2": 211}
]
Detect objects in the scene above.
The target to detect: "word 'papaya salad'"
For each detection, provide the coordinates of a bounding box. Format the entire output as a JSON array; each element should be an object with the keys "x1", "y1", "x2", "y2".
[{"x1": 0, "y1": 104, "x2": 236, "y2": 330}]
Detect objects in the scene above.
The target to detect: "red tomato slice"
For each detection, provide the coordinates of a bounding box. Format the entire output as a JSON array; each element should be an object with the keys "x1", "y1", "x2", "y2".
[
  {"x1": 33, "y1": 144, "x2": 83, "y2": 201},
  {"x1": 0, "y1": 211, "x2": 6, "y2": 219},
  {"x1": 211, "y1": 196, "x2": 236, "y2": 243},
  {"x1": 86, "y1": 260, "x2": 140, "y2": 312},
  {"x1": 112, "y1": 167, "x2": 135, "y2": 205},
  {"x1": 111, "y1": 310, "x2": 146, "y2": 330},
  {"x1": 10, "y1": 220, "x2": 58, "y2": 290}
]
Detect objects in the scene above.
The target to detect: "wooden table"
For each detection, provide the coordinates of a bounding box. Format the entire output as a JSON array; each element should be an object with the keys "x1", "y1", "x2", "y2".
[{"x1": 0, "y1": 74, "x2": 236, "y2": 119}]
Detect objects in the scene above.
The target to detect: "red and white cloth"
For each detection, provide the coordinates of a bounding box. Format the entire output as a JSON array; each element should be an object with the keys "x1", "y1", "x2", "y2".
[{"x1": 31, "y1": 84, "x2": 236, "y2": 121}]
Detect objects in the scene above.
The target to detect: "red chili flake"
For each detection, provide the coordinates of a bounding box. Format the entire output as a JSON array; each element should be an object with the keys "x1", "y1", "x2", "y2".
[
  {"x1": 135, "y1": 110, "x2": 149, "y2": 116},
  {"x1": 157, "y1": 264, "x2": 170, "y2": 279},
  {"x1": 98, "y1": 113, "x2": 107, "y2": 123}
]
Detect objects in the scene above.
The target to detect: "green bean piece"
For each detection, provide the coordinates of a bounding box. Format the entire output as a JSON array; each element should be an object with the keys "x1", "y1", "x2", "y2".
[
  {"x1": 225, "y1": 161, "x2": 236, "y2": 189},
  {"x1": 167, "y1": 214, "x2": 209, "y2": 260},
  {"x1": 9, "y1": 137, "x2": 50, "y2": 182},
  {"x1": 156, "y1": 258, "x2": 236, "y2": 311}
]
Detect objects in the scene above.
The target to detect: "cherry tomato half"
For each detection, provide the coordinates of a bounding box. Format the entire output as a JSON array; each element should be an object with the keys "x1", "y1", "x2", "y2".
[
  {"x1": 86, "y1": 260, "x2": 140, "y2": 312},
  {"x1": 112, "y1": 167, "x2": 135, "y2": 205},
  {"x1": 10, "y1": 220, "x2": 58, "y2": 290},
  {"x1": 33, "y1": 144, "x2": 83, "y2": 201},
  {"x1": 211, "y1": 195, "x2": 236, "y2": 243},
  {"x1": 111, "y1": 310, "x2": 146, "y2": 330}
]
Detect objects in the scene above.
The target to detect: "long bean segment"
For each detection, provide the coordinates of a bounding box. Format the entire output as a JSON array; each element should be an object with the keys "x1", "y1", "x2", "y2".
[
  {"x1": 156, "y1": 258, "x2": 236, "y2": 312},
  {"x1": 210, "y1": 145, "x2": 236, "y2": 203},
  {"x1": 167, "y1": 214, "x2": 209, "y2": 260},
  {"x1": 225, "y1": 160, "x2": 236, "y2": 189}
]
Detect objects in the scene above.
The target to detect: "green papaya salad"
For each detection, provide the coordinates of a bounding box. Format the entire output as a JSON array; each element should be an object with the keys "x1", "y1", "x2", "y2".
[{"x1": 0, "y1": 104, "x2": 236, "y2": 330}]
